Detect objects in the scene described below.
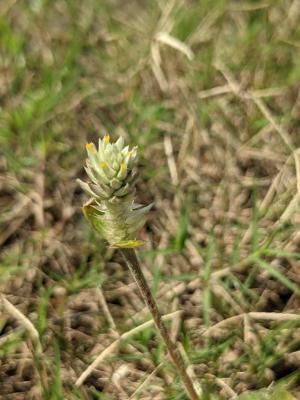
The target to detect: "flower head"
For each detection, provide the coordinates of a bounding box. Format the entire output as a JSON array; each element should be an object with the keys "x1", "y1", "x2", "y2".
[{"x1": 78, "y1": 135, "x2": 152, "y2": 247}]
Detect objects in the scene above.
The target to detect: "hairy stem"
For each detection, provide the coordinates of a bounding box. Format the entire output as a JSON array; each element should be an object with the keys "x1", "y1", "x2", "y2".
[{"x1": 121, "y1": 248, "x2": 199, "y2": 400}]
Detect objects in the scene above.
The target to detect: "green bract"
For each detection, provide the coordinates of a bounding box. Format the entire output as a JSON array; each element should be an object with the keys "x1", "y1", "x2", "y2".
[{"x1": 78, "y1": 135, "x2": 152, "y2": 247}]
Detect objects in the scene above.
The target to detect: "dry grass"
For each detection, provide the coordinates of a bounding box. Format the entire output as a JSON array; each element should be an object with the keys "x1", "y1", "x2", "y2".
[{"x1": 1, "y1": 0, "x2": 300, "y2": 399}]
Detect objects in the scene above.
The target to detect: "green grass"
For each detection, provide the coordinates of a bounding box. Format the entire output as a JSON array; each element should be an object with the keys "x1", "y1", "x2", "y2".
[{"x1": 1, "y1": 0, "x2": 300, "y2": 399}]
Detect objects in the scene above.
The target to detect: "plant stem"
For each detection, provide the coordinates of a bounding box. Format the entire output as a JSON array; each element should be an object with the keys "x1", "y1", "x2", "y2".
[{"x1": 120, "y1": 248, "x2": 199, "y2": 400}]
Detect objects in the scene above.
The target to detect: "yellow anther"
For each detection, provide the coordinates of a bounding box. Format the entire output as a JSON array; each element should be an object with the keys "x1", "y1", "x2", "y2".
[
  {"x1": 120, "y1": 163, "x2": 127, "y2": 171},
  {"x1": 100, "y1": 161, "x2": 107, "y2": 169},
  {"x1": 104, "y1": 134, "x2": 110, "y2": 144},
  {"x1": 86, "y1": 143, "x2": 95, "y2": 152}
]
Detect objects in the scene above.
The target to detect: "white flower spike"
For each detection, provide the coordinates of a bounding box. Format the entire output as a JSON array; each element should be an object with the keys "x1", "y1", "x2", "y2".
[{"x1": 78, "y1": 135, "x2": 152, "y2": 247}]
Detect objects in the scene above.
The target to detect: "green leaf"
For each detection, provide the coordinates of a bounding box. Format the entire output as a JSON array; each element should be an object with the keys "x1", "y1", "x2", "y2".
[
  {"x1": 250, "y1": 188, "x2": 260, "y2": 253},
  {"x1": 236, "y1": 391, "x2": 270, "y2": 400},
  {"x1": 110, "y1": 239, "x2": 145, "y2": 248},
  {"x1": 203, "y1": 236, "x2": 215, "y2": 327},
  {"x1": 0, "y1": 329, "x2": 24, "y2": 357},
  {"x1": 255, "y1": 257, "x2": 300, "y2": 296},
  {"x1": 262, "y1": 248, "x2": 300, "y2": 260},
  {"x1": 174, "y1": 206, "x2": 189, "y2": 251},
  {"x1": 48, "y1": 341, "x2": 64, "y2": 400},
  {"x1": 236, "y1": 388, "x2": 296, "y2": 400},
  {"x1": 271, "y1": 388, "x2": 296, "y2": 400}
]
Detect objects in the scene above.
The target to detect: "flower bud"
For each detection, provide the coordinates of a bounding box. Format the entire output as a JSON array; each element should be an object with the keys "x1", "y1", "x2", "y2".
[{"x1": 78, "y1": 135, "x2": 152, "y2": 247}]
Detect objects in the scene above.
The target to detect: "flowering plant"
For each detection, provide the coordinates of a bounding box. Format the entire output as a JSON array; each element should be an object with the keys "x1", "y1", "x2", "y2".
[{"x1": 77, "y1": 134, "x2": 198, "y2": 399}]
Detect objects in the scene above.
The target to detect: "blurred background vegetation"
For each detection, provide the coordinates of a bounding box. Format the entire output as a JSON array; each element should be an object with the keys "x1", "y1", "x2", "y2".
[{"x1": 1, "y1": 0, "x2": 300, "y2": 399}]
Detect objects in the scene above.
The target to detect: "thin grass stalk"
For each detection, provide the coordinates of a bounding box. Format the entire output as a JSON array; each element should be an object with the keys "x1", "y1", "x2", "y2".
[
  {"x1": 121, "y1": 248, "x2": 199, "y2": 400},
  {"x1": 1, "y1": 295, "x2": 47, "y2": 395}
]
